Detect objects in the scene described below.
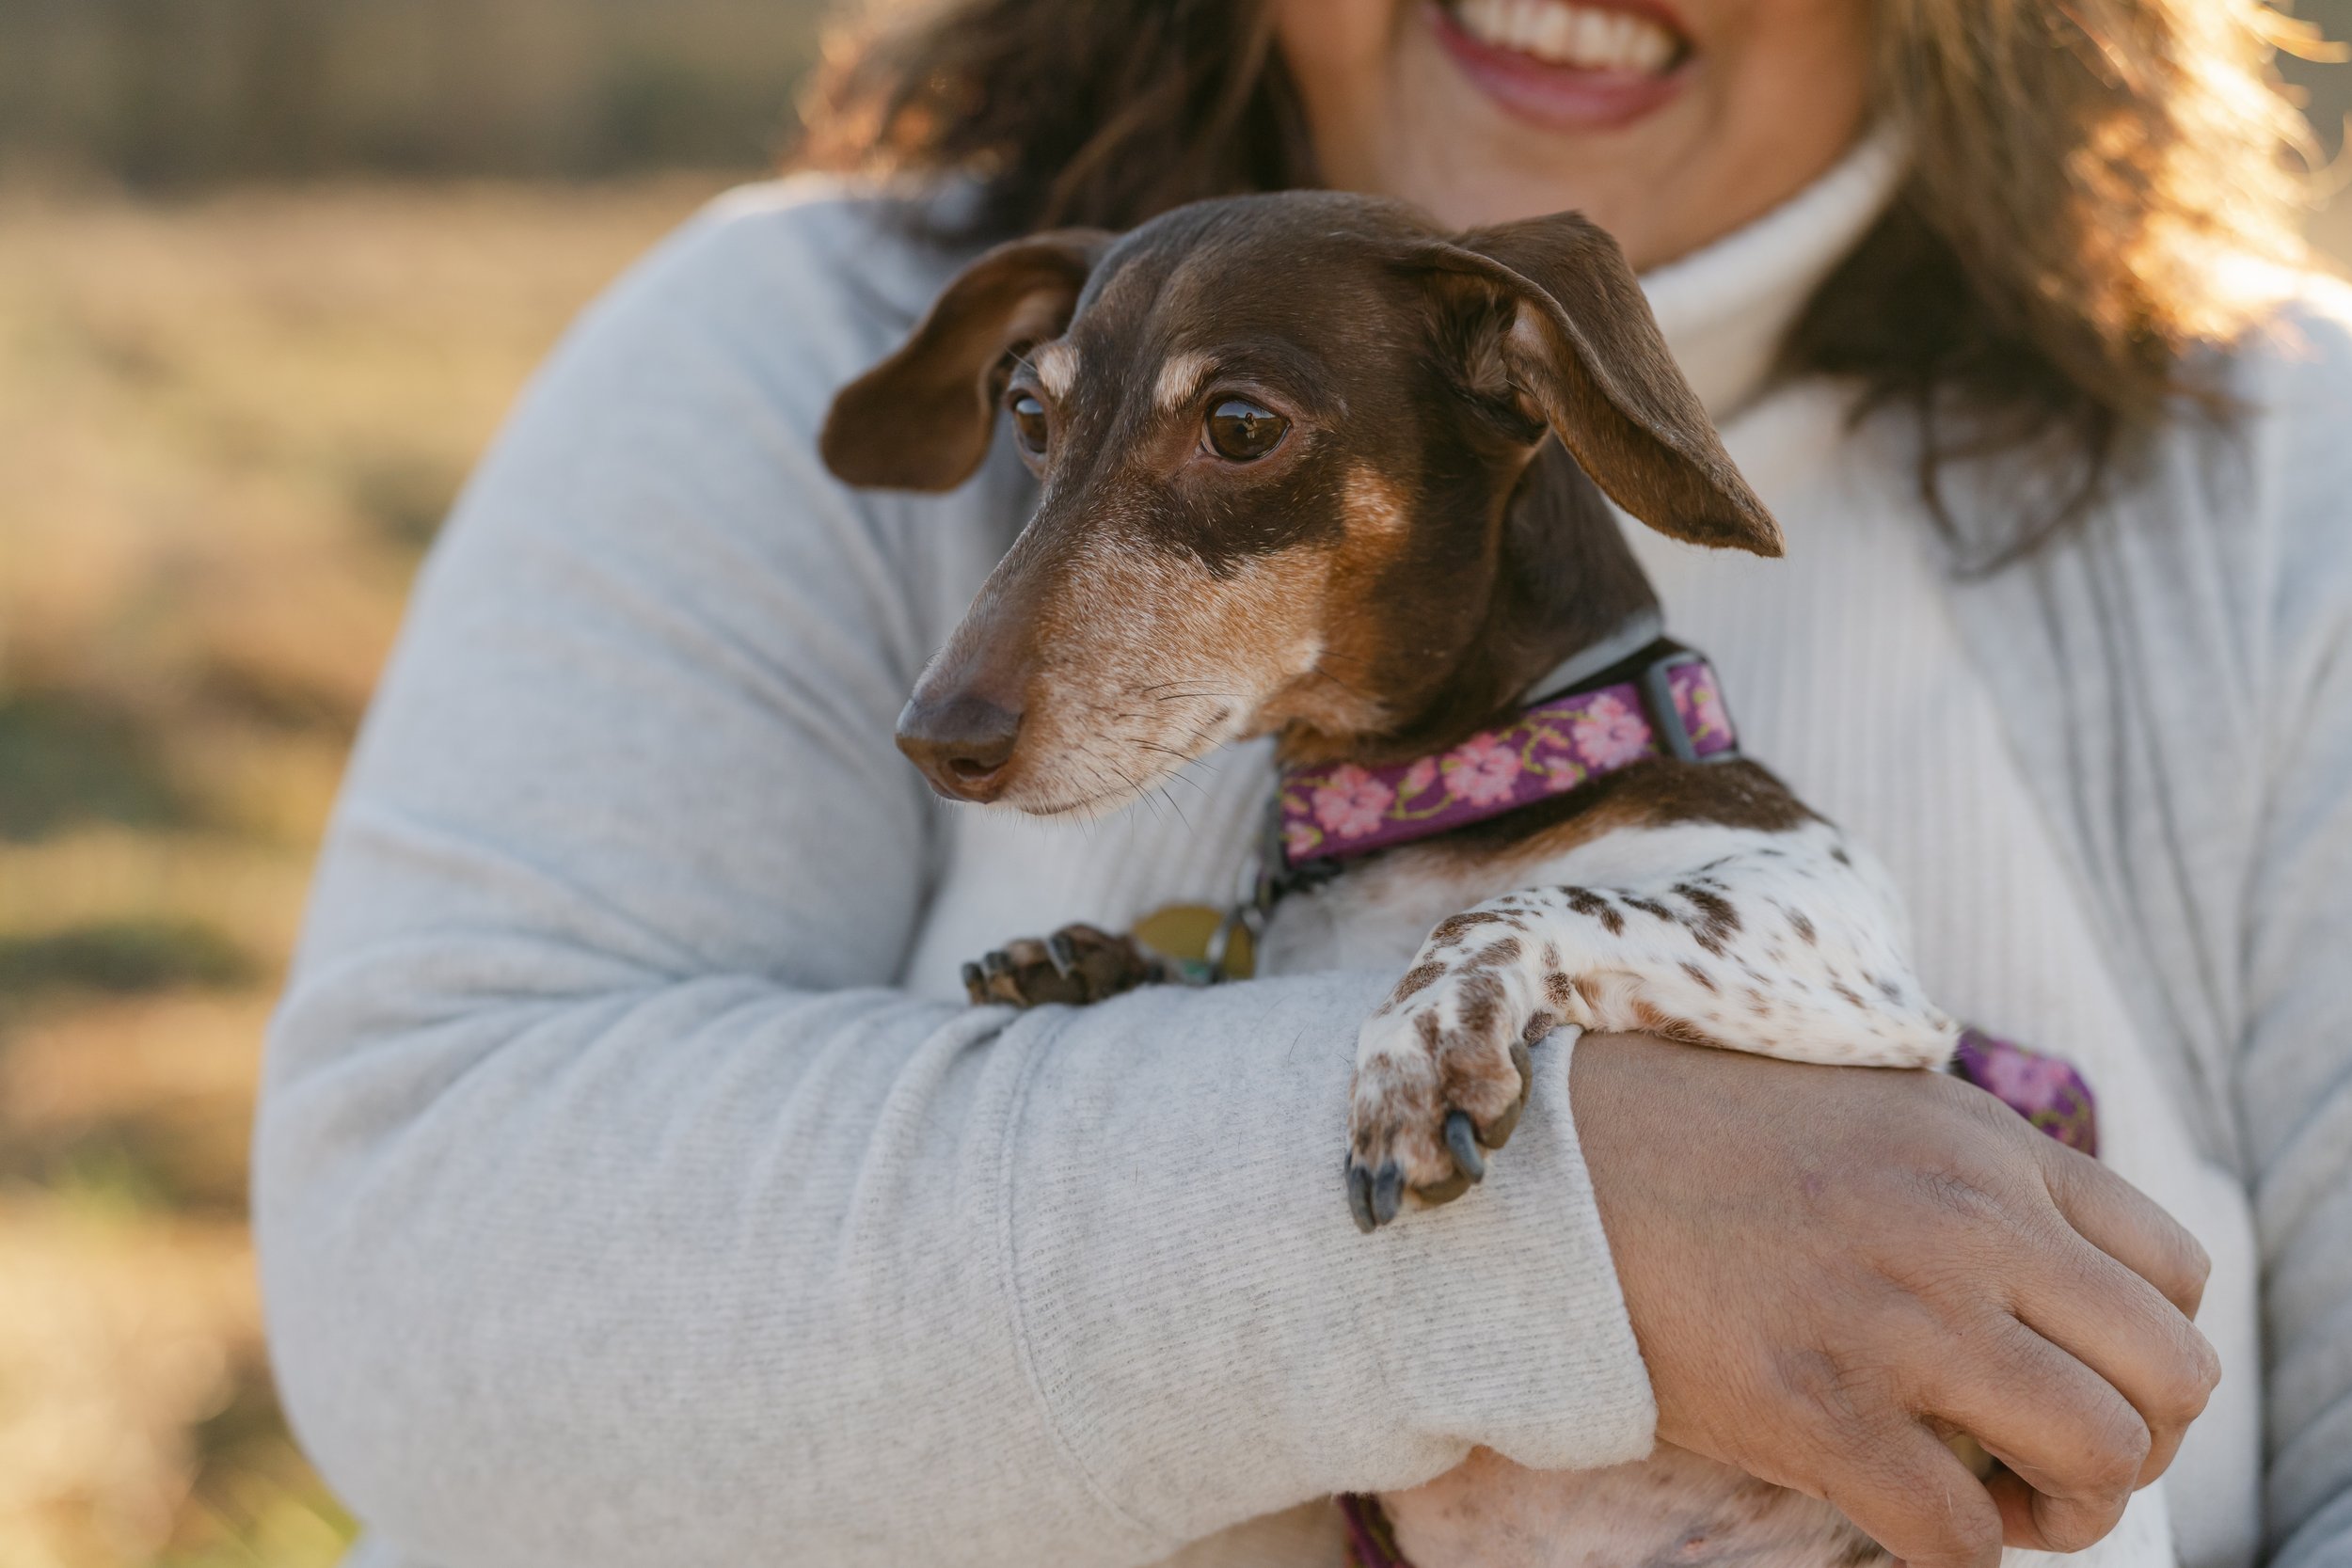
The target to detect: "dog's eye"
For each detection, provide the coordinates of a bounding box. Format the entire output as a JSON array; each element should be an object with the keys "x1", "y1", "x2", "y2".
[
  {"x1": 1008, "y1": 391, "x2": 1050, "y2": 455},
  {"x1": 1205, "y1": 399, "x2": 1288, "y2": 462}
]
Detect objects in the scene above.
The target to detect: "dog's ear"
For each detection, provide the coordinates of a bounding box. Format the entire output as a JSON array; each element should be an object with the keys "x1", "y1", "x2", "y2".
[
  {"x1": 1417, "y1": 213, "x2": 1782, "y2": 557},
  {"x1": 819, "y1": 229, "x2": 1112, "y2": 492}
]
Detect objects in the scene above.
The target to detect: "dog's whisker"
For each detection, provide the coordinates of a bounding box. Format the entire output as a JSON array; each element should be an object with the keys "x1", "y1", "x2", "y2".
[
  {"x1": 1133, "y1": 748, "x2": 1216, "y2": 799},
  {"x1": 1138, "y1": 683, "x2": 1237, "y2": 702},
  {"x1": 1071, "y1": 751, "x2": 1151, "y2": 824},
  {"x1": 1134, "y1": 738, "x2": 1216, "y2": 768},
  {"x1": 1305, "y1": 662, "x2": 1375, "y2": 700}
]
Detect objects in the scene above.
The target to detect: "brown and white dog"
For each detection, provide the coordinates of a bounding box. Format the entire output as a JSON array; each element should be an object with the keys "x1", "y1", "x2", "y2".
[{"x1": 820, "y1": 192, "x2": 1976, "y2": 1567}]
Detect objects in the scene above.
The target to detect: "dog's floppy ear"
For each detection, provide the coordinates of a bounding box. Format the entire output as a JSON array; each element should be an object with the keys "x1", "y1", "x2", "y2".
[
  {"x1": 1419, "y1": 213, "x2": 1782, "y2": 557},
  {"x1": 819, "y1": 229, "x2": 1112, "y2": 492}
]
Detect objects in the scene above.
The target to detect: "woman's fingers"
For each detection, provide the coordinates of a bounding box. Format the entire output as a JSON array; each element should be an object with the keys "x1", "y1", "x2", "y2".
[
  {"x1": 1922, "y1": 1317, "x2": 2149, "y2": 1552},
  {"x1": 1807, "y1": 1415, "x2": 2006, "y2": 1568},
  {"x1": 2036, "y1": 1137, "x2": 2212, "y2": 1319},
  {"x1": 2011, "y1": 1239, "x2": 2218, "y2": 1485},
  {"x1": 2026, "y1": 1143, "x2": 2221, "y2": 1482}
]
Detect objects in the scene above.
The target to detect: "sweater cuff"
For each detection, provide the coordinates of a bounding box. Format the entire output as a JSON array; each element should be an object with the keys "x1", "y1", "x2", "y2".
[{"x1": 998, "y1": 974, "x2": 1657, "y2": 1550}]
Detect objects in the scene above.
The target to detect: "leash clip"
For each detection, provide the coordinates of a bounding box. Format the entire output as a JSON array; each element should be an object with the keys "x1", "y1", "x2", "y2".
[
  {"x1": 1200, "y1": 781, "x2": 1342, "y2": 982},
  {"x1": 1204, "y1": 791, "x2": 1288, "y2": 981},
  {"x1": 1201, "y1": 900, "x2": 1260, "y2": 983}
]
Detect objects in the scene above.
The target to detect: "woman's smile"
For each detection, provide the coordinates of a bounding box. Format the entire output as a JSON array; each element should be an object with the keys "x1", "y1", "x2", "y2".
[{"x1": 1430, "y1": 0, "x2": 1691, "y2": 129}]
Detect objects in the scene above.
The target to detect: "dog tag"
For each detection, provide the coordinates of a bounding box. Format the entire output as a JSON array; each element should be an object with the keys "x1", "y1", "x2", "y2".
[{"x1": 1132, "y1": 903, "x2": 1254, "y2": 982}]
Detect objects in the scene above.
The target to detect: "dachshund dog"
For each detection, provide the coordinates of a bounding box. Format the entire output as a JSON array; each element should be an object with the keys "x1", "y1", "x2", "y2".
[{"x1": 819, "y1": 191, "x2": 2059, "y2": 1567}]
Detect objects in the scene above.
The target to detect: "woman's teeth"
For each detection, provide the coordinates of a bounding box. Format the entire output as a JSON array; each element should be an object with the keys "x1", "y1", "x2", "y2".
[{"x1": 1453, "y1": 0, "x2": 1680, "y2": 72}]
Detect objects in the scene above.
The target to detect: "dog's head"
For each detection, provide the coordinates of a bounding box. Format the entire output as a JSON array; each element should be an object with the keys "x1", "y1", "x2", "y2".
[{"x1": 821, "y1": 192, "x2": 1778, "y2": 815}]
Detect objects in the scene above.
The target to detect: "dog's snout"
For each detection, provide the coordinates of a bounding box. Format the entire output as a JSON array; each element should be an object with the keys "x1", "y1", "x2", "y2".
[{"x1": 897, "y1": 693, "x2": 1023, "y2": 801}]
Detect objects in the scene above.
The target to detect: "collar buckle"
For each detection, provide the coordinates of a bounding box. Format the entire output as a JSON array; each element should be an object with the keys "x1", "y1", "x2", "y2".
[{"x1": 1636, "y1": 646, "x2": 1740, "y2": 765}]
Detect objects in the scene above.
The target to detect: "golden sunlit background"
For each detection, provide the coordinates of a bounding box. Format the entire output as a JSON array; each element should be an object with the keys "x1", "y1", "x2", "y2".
[{"x1": 0, "y1": 5, "x2": 2346, "y2": 1566}]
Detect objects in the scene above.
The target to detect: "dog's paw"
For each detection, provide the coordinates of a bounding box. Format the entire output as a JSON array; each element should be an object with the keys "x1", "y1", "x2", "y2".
[
  {"x1": 1343, "y1": 966, "x2": 1544, "y2": 1231},
  {"x1": 961, "y1": 923, "x2": 1159, "y2": 1008}
]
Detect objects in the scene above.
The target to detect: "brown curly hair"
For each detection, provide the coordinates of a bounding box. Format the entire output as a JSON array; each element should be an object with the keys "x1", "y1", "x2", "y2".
[{"x1": 796, "y1": 0, "x2": 2330, "y2": 566}]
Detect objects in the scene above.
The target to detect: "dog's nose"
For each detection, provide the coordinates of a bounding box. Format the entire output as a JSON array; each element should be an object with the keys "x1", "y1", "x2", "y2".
[{"x1": 897, "y1": 694, "x2": 1023, "y2": 801}]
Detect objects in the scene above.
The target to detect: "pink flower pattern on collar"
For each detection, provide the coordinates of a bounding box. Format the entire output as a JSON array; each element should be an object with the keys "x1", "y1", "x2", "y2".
[
  {"x1": 1442, "y1": 733, "x2": 1523, "y2": 806},
  {"x1": 1309, "y1": 766, "x2": 1395, "y2": 841},
  {"x1": 1952, "y1": 1027, "x2": 2098, "y2": 1155},
  {"x1": 1569, "y1": 691, "x2": 1652, "y2": 769},
  {"x1": 1279, "y1": 656, "x2": 1734, "y2": 865}
]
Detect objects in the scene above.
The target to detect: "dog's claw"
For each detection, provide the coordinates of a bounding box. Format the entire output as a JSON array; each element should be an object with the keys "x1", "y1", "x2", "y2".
[
  {"x1": 1444, "y1": 1111, "x2": 1486, "y2": 1182},
  {"x1": 961, "y1": 961, "x2": 987, "y2": 1005},
  {"x1": 1347, "y1": 967, "x2": 1549, "y2": 1219},
  {"x1": 1471, "y1": 1039, "x2": 1534, "y2": 1151},
  {"x1": 1371, "y1": 1161, "x2": 1404, "y2": 1227},
  {"x1": 1045, "y1": 932, "x2": 1078, "y2": 977},
  {"x1": 982, "y1": 950, "x2": 1013, "y2": 980},
  {"x1": 1346, "y1": 1162, "x2": 1377, "y2": 1233}
]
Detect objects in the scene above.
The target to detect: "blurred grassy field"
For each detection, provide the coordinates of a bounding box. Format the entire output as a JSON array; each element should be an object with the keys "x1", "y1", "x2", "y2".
[{"x1": 0, "y1": 173, "x2": 732, "y2": 1568}]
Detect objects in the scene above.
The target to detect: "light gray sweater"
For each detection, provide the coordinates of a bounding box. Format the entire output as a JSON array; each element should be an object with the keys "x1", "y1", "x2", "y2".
[{"x1": 256, "y1": 148, "x2": 2352, "y2": 1568}]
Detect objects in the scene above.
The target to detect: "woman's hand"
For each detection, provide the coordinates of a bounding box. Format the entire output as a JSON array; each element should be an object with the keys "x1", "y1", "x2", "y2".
[{"x1": 1571, "y1": 1032, "x2": 2219, "y2": 1568}]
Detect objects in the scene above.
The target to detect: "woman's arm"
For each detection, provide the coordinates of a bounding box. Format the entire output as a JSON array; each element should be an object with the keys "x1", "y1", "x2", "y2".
[{"x1": 251, "y1": 187, "x2": 1659, "y2": 1568}]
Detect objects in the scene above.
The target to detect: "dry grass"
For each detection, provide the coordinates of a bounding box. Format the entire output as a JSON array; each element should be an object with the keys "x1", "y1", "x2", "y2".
[{"x1": 0, "y1": 172, "x2": 731, "y2": 1568}]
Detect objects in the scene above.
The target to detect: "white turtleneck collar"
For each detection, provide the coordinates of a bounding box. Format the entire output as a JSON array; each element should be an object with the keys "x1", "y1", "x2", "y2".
[{"x1": 1637, "y1": 127, "x2": 1908, "y2": 420}]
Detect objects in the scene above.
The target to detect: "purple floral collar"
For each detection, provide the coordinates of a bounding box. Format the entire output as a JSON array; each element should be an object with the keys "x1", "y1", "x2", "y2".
[{"x1": 1278, "y1": 644, "x2": 1737, "y2": 867}]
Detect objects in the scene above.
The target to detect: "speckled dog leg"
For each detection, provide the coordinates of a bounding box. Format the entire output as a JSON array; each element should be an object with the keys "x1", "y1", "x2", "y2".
[{"x1": 1344, "y1": 819, "x2": 1958, "y2": 1228}]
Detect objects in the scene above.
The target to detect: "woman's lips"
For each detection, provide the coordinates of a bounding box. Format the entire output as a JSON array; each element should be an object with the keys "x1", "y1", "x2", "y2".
[{"x1": 1428, "y1": 0, "x2": 1692, "y2": 131}]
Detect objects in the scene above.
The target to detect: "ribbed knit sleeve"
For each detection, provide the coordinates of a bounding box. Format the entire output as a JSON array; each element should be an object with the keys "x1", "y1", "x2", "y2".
[
  {"x1": 251, "y1": 183, "x2": 1656, "y2": 1568},
  {"x1": 2239, "y1": 292, "x2": 2352, "y2": 1568}
]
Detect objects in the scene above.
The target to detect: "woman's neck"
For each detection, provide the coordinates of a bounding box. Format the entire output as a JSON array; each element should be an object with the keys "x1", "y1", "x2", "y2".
[{"x1": 1640, "y1": 125, "x2": 1905, "y2": 420}]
